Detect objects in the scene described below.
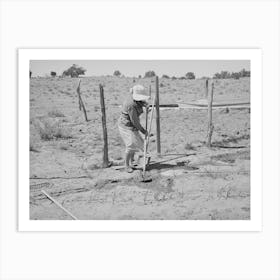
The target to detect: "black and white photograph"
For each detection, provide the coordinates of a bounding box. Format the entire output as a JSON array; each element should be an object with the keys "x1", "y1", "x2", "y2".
[
  {"x1": 2, "y1": 1, "x2": 280, "y2": 280},
  {"x1": 28, "y1": 57, "x2": 252, "y2": 221}
]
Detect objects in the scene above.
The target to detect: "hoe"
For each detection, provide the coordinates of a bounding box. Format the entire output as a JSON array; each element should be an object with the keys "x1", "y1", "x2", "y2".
[{"x1": 140, "y1": 97, "x2": 155, "y2": 183}]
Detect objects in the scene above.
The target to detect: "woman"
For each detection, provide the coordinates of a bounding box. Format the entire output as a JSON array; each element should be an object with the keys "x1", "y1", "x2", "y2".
[{"x1": 118, "y1": 85, "x2": 150, "y2": 173}]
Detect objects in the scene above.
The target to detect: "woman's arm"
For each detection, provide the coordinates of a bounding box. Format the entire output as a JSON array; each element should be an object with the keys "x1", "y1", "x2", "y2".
[{"x1": 128, "y1": 106, "x2": 146, "y2": 135}]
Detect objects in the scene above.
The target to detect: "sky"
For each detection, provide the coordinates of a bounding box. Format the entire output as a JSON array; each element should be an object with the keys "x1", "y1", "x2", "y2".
[{"x1": 30, "y1": 60, "x2": 250, "y2": 78}]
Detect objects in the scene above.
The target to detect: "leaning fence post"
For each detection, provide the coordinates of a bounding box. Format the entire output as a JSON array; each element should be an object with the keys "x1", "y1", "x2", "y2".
[
  {"x1": 76, "y1": 79, "x2": 88, "y2": 122},
  {"x1": 205, "y1": 79, "x2": 209, "y2": 99},
  {"x1": 206, "y1": 82, "x2": 214, "y2": 147},
  {"x1": 99, "y1": 84, "x2": 109, "y2": 167},
  {"x1": 155, "y1": 76, "x2": 161, "y2": 155}
]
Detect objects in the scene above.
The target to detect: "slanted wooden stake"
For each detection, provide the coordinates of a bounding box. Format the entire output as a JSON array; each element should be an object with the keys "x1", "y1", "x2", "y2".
[
  {"x1": 205, "y1": 79, "x2": 209, "y2": 99},
  {"x1": 99, "y1": 84, "x2": 109, "y2": 167},
  {"x1": 41, "y1": 190, "x2": 78, "y2": 220},
  {"x1": 155, "y1": 76, "x2": 161, "y2": 155},
  {"x1": 76, "y1": 79, "x2": 88, "y2": 122},
  {"x1": 206, "y1": 82, "x2": 214, "y2": 147}
]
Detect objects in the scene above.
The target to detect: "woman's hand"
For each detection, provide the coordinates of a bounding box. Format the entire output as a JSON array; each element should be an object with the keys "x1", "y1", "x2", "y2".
[{"x1": 145, "y1": 131, "x2": 153, "y2": 137}]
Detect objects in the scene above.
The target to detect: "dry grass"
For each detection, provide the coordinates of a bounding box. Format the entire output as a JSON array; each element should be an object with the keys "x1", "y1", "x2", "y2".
[
  {"x1": 184, "y1": 142, "x2": 196, "y2": 151},
  {"x1": 34, "y1": 118, "x2": 72, "y2": 140},
  {"x1": 48, "y1": 109, "x2": 65, "y2": 118}
]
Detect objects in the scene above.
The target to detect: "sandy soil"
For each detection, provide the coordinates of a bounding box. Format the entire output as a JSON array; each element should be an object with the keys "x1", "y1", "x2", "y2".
[{"x1": 30, "y1": 76, "x2": 250, "y2": 220}]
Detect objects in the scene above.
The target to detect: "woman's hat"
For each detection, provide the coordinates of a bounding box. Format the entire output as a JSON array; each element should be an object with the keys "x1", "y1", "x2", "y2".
[{"x1": 131, "y1": 85, "x2": 150, "y2": 101}]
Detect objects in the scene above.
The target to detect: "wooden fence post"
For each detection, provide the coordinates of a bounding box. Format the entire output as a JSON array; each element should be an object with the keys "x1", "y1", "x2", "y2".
[
  {"x1": 155, "y1": 76, "x2": 161, "y2": 155},
  {"x1": 145, "y1": 105, "x2": 149, "y2": 132},
  {"x1": 145, "y1": 85, "x2": 151, "y2": 131},
  {"x1": 205, "y1": 79, "x2": 209, "y2": 99},
  {"x1": 206, "y1": 82, "x2": 214, "y2": 147},
  {"x1": 76, "y1": 79, "x2": 88, "y2": 122},
  {"x1": 99, "y1": 84, "x2": 109, "y2": 167}
]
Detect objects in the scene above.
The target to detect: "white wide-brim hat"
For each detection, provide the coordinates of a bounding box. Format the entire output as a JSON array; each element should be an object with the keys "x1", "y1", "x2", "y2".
[{"x1": 131, "y1": 85, "x2": 150, "y2": 101}]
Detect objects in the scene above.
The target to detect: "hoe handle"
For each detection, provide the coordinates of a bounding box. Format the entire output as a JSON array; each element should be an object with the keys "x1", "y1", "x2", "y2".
[
  {"x1": 143, "y1": 97, "x2": 156, "y2": 176},
  {"x1": 146, "y1": 97, "x2": 156, "y2": 151}
]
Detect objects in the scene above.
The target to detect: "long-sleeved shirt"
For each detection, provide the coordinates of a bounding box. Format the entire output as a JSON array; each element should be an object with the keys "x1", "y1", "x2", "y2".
[{"x1": 118, "y1": 96, "x2": 146, "y2": 134}]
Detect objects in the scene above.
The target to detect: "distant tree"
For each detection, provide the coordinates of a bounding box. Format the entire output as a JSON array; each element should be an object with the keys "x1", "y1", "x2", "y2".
[
  {"x1": 162, "y1": 74, "x2": 170, "y2": 79},
  {"x1": 113, "y1": 70, "x2": 121, "y2": 77},
  {"x1": 144, "y1": 70, "x2": 156, "y2": 78},
  {"x1": 226, "y1": 71, "x2": 233, "y2": 78},
  {"x1": 185, "y1": 72, "x2": 196, "y2": 79},
  {"x1": 29, "y1": 71, "x2": 32, "y2": 79},
  {"x1": 138, "y1": 75, "x2": 142, "y2": 79},
  {"x1": 221, "y1": 71, "x2": 231, "y2": 79},
  {"x1": 171, "y1": 76, "x2": 177, "y2": 80},
  {"x1": 213, "y1": 69, "x2": 250, "y2": 79},
  {"x1": 213, "y1": 71, "x2": 230, "y2": 79},
  {"x1": 231, "y1": 72, "x2": 240, "y2": 79},
  {"x1": 50, "y1": 71, "x2": 57, "y2": 78},
  {"x1": 240, "y1": 68, "x2": 250, "y2": 77},
  {"x1": 213, "y1": 72, "x2": 221, "y2": 79},
  {"x1": 179, "y1": 76, "x2": 186, "y2": 80},
  {"x1": 62, "y1": 64, "x2": 86, "y2": 78}
]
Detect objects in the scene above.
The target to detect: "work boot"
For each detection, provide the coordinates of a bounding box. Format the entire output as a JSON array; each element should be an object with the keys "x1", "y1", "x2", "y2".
[{"x1": 125, "y1": 166, "x2": 134, "y2": 173}]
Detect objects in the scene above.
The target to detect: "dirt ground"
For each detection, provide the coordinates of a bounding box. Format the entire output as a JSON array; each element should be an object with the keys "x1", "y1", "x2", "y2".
[{"x1": 29, "y1": 76, "x2": 250, "y2": 220}]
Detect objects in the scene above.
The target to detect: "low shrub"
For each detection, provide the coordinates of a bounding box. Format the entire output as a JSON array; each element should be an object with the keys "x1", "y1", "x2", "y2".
[
  {"x1": 48, "y1": 109, "x2": 65, "y2": 118},
  {"x1": 184, "y1": 142, "x2": 196, "y2": 151},
  {"x1": 34, "y1": 118, "x2": 72, "y2": 140},
  {"x1": 162, "y1": 74, "x2": 170, "y2": 79}
]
